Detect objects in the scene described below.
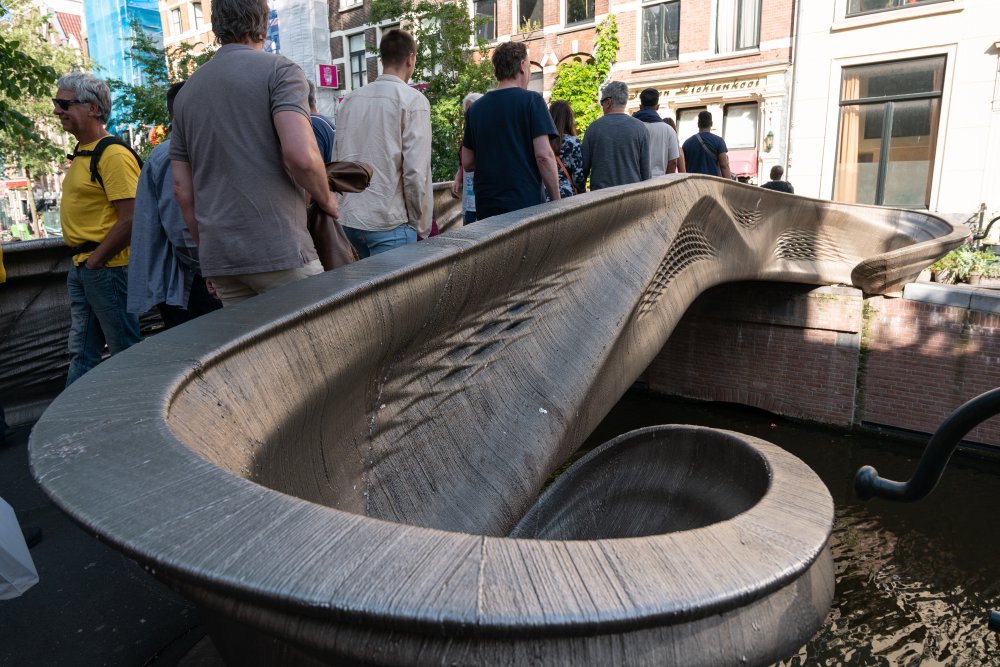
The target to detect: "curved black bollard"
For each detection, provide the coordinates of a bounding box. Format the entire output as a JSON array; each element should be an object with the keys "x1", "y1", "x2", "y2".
[
  {"x1": 854, "y1": 387, "x2": 1000, "y2": 502},
  {"x1": 854, "y1": 387, "x2": 1000, "y2": 637}
]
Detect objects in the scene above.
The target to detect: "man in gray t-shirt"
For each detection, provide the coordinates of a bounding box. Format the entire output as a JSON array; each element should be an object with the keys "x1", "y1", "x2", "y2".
[
  {"x1": 170, "y1": 0, "x2": 339, "y2": 306},
  {"x1": 582, "y1": 81, "x2": 650, "y2": 190}
]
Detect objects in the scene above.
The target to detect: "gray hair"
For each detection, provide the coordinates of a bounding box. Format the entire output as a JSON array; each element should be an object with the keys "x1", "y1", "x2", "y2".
[
  {"x1": 462, "y1": 92, "x2": 483, "y2": 110},
  {"x1": 56, "y1": 71, "x2": 112, "y2": 124},
  {"x1": 600, "y1": 80, "x2": 629, "y2": 108}
]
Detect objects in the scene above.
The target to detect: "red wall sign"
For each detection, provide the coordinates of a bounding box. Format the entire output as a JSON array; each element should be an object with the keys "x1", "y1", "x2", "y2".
[{"x1": 317, "y1": 64, "x2": 339, "y2": 89}]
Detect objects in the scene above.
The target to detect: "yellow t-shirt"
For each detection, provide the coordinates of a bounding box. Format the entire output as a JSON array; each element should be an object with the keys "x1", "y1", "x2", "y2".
[{"x1": 60, "y1": 139, "x2": 141, "y2": 267}]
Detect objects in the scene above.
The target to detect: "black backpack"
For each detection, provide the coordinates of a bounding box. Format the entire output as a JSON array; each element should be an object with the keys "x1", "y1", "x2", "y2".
[{"x1": 69, "y1": 136, "x2": 144, "y2": 191}]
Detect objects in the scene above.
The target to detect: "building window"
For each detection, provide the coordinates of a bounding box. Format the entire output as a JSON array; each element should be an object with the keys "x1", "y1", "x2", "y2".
[
  {"x1": 722, "y1": 102, "x2": 758, "y2": 149},
  {"x1": 641, "y1": 0, "x2": 680, "y2": 64},
  {"x1": 475, "y1": 0, "x2": 496, "y2": 41},
  {"x1": 349, "y1": 33, "x2": 367, "y2": 89},
  {"x1": 566, "y1": 0, "x2": 595, "y2": 26},
  {"x1": 170, "y1": 8, "x2": 182, "y2": 36},
  {"x1": 834, "y1": 56, "x2": 945, "y2": 208},
  {"x1": 192, "y1": 3, "x2": 203, "y2": 30},
  {"x1": 715, "y1": 0, "x2": 760, "y2": 54},
  {"x1": 846, "y1": 0, "x2": 947, "y2": 17},
  {"x1": 339, "y1": 0, "x2": 363, "y2": 9},
  {"x1": 519, "y1": 0, "x2": 543, "y2": 32}
]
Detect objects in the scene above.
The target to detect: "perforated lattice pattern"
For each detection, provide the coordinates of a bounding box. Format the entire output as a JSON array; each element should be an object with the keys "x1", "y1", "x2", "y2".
[
  {"x1": 732, "y1": 207, "x2": 763, "y2": 229},
  {"x1": 639, "y1": 224, "x2": 717, "y2": 316},
  {"x1": 774, "y1": 230, "x2": 846, "y2": 262},
  {"x1": 372, "y1": 270, "x2": 574, "y2": 445}
]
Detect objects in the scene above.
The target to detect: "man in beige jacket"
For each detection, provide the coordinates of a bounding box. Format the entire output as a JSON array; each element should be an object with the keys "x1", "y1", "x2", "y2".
[{"x1": 334, "y1": 29, "x2": 433, "y2": 257}]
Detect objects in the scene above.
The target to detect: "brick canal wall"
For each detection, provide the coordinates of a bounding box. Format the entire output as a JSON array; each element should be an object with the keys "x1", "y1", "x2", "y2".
[{"x1": 646, "y1": 282, "x2": 1000, "y2": 446}]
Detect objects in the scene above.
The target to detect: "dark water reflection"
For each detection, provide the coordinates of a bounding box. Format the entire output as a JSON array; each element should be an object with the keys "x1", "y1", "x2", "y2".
[{"x1": 583, "y1": 392, "x2": 1000, "y2": 666}]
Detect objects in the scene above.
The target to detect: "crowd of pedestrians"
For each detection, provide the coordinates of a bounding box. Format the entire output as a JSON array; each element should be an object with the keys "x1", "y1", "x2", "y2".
[{"x1": 40, "y1": 0, "x2": 797, "y2": 386}]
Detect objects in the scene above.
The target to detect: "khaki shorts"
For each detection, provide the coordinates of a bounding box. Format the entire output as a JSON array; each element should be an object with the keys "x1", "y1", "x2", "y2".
[{"x1": 210, "y1": 259, "x2": 323, "y2": 307}]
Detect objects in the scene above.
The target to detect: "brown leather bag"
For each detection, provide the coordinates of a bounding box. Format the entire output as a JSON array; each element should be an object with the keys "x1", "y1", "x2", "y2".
[
  {"x1": 327, "y1": 161, "x2": 373, "y2": 193},
  {"x1": 307, "y1": 161, "x2": 373, "y2": 270},
  {"x1": 307, "y1": 203, "x2": 358, "y2": 270}
]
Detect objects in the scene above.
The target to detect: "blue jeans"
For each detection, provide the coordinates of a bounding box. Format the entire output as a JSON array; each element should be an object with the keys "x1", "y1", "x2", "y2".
[
  {"x1": 66, "y1": 264, "x2": 141, "y2": 386},
  {"x1": 344, "y1": 224, "x2": 417, "y2": 259},
  {"x1": 464, "y1": 210, "x2": 477, "y2": 225}
]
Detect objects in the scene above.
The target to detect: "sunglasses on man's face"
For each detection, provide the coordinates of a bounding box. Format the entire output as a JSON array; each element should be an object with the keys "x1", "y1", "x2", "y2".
[
  {"x1": 600, "y1": 97, "x2": 612, "y2": 104},
  {"x1": 52, "y1": 98, "x2": 86, "y2": 111}
]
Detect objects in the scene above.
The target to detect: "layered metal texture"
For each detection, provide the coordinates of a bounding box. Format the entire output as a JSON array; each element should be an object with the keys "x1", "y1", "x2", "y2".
[{"x1": 30, "y1": 176, "x2": 963, "y2": 665}]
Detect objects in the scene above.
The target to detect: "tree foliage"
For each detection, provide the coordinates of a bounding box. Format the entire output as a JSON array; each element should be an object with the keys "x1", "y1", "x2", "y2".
[
  {"x1": 0, "y1": 0, "x2": 87, "y2": 173},
  {"x1": 368, "y1": 0, "x2": 494, "y2": 181},
  {"x1": 550, "y1": 14, "x2": 618, "y2": 135},
  {"x1": 107, "y1": 21, "x2": 213, "y2": 154}
]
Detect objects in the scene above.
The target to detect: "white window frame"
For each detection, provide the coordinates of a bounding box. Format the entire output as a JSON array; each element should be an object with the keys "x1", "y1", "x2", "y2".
[
  {"x1": 170, "y1": 8, "x2": 182, "y2": 36},
  {"x1": 516, "y1": 0, "x2": 544, "y2": 33},
  {"x1": 846, "y1": 0, "x2": 949, "y2": 18},
  {"x1": 563, "y1": 0, "x2": 595, "y2": 28},
  {"x1": 347, "y1": 32, "x2": 367, "y2": 91},
  {"x1": 639, "y1": 0, "x2": 680, "y2": 65},
  {"x1": 473, "y1": 0, "x2": 498, "y2": 42},
  {"x1": 819, "y1": 44, "x2": 956, "y2": 208},
  {"x1": 713, "y1": 0, "x2": 761, "y2": 56},
  {"x1": 832, "y1": 0, "x2": 961, "y2": 31},
  {"x1": 191, "y1": 2, "x2": 203, "y2": 30}
]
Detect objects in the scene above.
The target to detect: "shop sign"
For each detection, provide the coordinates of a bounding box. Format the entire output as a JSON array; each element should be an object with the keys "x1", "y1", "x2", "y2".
[{"x1": 667, "y1": 78, "x2": 763, "y2": 98}]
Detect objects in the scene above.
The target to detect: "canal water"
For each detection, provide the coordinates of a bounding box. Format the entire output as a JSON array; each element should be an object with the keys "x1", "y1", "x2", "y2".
[{"x1": 581, "y1": 391, "x2": 1000, "y2": 666}]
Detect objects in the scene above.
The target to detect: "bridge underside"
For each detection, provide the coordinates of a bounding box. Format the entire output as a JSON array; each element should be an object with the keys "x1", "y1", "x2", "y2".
[{"x1": 30, "y1": 176, "x2": 963, "y2": 665}]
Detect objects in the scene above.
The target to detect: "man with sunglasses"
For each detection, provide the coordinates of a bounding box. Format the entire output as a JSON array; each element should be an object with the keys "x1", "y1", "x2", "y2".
[{"x1": 53, "y1": 72, "x2": 142, "y2": 386}]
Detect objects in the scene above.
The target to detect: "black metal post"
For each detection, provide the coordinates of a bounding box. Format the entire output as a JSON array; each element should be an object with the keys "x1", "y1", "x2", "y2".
[
  {"x1": 854, "y1": 388, "x2": 1000, "y2": 636},
  {"x1": 854, "y1": 387, "x2": 1000, "y2": 502}
]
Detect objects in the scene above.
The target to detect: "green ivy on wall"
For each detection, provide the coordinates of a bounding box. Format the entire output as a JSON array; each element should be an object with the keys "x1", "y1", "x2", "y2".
[{"x1": 550, "y1": 14, "x2": 619, "y2": 135}]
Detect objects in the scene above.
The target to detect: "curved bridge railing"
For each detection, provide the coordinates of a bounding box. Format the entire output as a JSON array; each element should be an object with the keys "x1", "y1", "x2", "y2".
[{"x1": 29, "y1": 175, "x2": 964, "y2": 665}]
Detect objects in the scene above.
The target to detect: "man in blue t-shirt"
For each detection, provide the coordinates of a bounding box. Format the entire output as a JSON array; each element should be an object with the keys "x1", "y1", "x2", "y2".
[
  {"x1": 461, "y1": 41, "x2": 560, "y2": 221},
  {"x1": 308, "y1": 82, "x2": 335, "y2": 163},
  {"x1": 681, "y1": 111, "x2": 732, "y2": 178}
]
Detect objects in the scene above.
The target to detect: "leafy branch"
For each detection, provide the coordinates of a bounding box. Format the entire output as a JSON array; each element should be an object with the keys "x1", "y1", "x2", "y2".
[{"x1": 551, "y1": 14, "x2": 618, "y2": 134}]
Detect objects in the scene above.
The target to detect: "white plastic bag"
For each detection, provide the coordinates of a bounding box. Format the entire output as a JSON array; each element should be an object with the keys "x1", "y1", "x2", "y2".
[{"x1": 0, "y1": 496, "x2": 39, "y2": 599}]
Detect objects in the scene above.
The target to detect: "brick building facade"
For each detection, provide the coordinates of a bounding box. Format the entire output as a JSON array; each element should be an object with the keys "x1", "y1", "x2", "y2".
[
  {"x1": 646, "y1": 282, "x2": 1000, "y2": 446},
  {"x1": 327, "y1": 0, "x2": 796, "y2": 183}
]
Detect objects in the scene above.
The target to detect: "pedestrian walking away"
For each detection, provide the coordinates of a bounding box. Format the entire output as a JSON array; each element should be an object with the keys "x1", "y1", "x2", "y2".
[
  {"x1": 549, "y1": 100, "x2": 585, "y2": 197},
  {"x1": 127, "y1": 81, "x2": 222, "y2": 328},
  {"x1": 452, "y1": 92, "x2": 484, "y2": 225},
  {"x1": 681, "y1": 110, "x2": 731, "y2": 178},
  {"x1": 462, "y1": 40, "x2": 560, "y2": 221},
  {"x1": 581, "y1": 81, "x2": 650, "y2": 190},
  {"x1": 170, "y1": 0, "x2": 338, "y2": 307},
  {"x1": 633, "y1": 88, "x2": 679, "y2": 177},
  {"x1": 335, "y1": 29, "x2": 432, "y2": 257}
]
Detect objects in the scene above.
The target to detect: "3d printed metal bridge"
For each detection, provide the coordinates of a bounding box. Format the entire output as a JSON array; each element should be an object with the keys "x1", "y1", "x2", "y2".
[{"x1": 30, "y1": 175, "x2": 964, "y2": 666}]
